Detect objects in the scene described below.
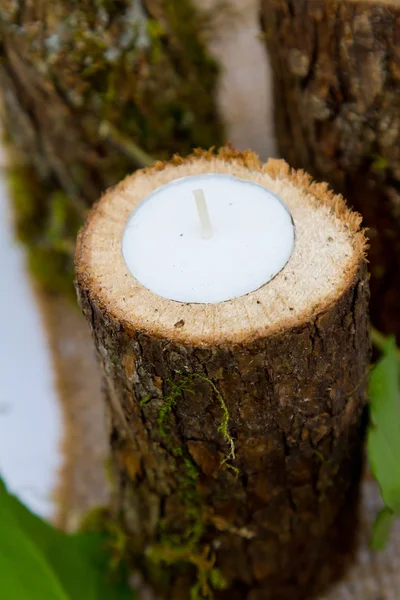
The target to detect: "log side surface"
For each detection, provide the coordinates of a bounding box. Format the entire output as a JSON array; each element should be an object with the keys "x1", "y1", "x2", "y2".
[
  {"x1": 75, "y1": 149, "x2": 370, "y2": 600},
  {"x1": 262, "y1": 0, "x2": 400, "y2": 339}
]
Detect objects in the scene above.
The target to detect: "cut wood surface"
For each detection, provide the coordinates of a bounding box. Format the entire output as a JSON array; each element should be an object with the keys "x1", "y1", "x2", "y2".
[
  {"x1": 262, "y1": 0, "x2": 400, "y2": 339},
  {"x1": 75, "y1": 148, "x2": 370, "y2": 599}
]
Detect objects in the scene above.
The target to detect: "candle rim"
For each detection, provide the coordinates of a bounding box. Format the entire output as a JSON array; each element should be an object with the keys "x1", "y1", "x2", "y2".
[
  {"x1": 122, "y1": 172, "x2": 296, "y2": 304},
  {"x1": 123, "y1": 172, "x2": 295, "y2": 227}
]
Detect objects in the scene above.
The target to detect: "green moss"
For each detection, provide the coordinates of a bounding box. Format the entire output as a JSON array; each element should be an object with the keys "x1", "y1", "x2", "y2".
[
  {"x1": 371, "y1": 154, "x2": 389, "y2": 173},
  {"x1": 157, "y1": 376, "x2": 195, "y2": 437},
  {"x1": 144, "y1": 373, "x2": 237, "y2": 596},
  {"x1": 191, "y1": 374, "x2": 237, "y2": 475},
  {"x1": 147, "y1": 19, "x2": 165, "y2": 64},
  {"x1": 5, "y1": 166, "x2": 82, "y2": 298},
  {"x1": 183, "y1": 456, "x2": 200, "y2": 483},
  {"x1": 148, "y1": 455, "x2": 227, "y2": 599},
  {"x1": 139, "y1": 394, "x2": 152, "y2": 407},
  {"x1": 172, "y1": 446, "x2": 184, "y2": 458},
  {"x1": 80, "y1": 507, "x2": 129, "y2": 572},
  {"x1": 79, "y1": 500, "x2": 227, "y2": 598},
  {"x1": 28, "y1": 248, "x2": 74, "y2": 297},
  {"x1": 158, "y1": 373, "x2": 237, "y2": 474},
  {"x1": 8, "y1": 169, "x2": 37, "y2": 228},
  {"x1": 81, "y1": 372, "x2": 235, "y2": 597},
  {"x1": 313, "y1": 450, "x2": 325, "y2": 463},
  {"x1": 147, "y1": 543, "x2": 227, "y2": 599}
]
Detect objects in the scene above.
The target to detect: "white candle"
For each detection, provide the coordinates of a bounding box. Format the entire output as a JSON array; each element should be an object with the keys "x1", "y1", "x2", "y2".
[{"x1": 122, "y1": 174, "x2": 295, "y2": 304}]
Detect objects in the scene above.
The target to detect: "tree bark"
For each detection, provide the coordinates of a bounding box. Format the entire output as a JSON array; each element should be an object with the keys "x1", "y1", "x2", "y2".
[
  {"x1": 261, "y1": 0, "x2": 400, "y2": 340},
  {"x1": 0, "y1": 0, "x2": 223, "y2": 294},
  {"x1": 75, "y1": 148, "x2": 370, "y2": 599}
]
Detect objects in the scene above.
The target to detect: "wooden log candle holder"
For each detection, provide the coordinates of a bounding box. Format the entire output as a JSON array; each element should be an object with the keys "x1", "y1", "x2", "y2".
[{"x1": 75, "y1": 148, "x2": 370, "y2": 600}]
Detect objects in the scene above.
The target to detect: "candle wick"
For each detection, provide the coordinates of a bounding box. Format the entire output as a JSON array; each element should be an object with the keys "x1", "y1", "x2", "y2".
[{"x1": 193, "y1": 188, "x2": 213, "y2": 240}]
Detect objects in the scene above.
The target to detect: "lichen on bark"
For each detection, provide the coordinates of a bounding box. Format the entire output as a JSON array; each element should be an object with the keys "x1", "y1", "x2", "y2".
[{"x1": 0, "y1": 0, "x2": 223, "y2": 293}]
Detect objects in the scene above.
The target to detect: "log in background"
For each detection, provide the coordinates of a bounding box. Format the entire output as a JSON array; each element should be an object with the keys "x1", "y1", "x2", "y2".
[
  {"x1": 262, "y1": 0, "x2": 400, "y2": 340},
  {"x1": 0, "y1": 0, "x2": 223, "y2": 294},
  {"x1": 75, "y1": 152, "x2": 370, "y2": 600}
]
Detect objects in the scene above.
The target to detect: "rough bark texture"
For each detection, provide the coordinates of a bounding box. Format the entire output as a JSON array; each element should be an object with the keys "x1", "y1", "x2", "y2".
[
  {"x1": 77, "y1": 267, "x2": 369, "y2": 600},
  {"x1": 75, "y1": 149, "x2": 370, "y2": 600},
  {"x1": 261, "y1": 0, "x2": 400, "y2": 340},
  {"x1": 0, "y1": 0, "x2": 223, "y2": 294}
]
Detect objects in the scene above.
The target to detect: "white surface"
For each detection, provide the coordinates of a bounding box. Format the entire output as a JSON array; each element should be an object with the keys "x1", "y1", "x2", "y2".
[
  {"x1": 194, "y1": 0, "x2": 276, "y2": 160},
  {"x1": 0, "y1": 145, "x2": 62, "y2": 519},
  {"x1": 122, "y1": 174, "x2": 295, "y2": 304}
]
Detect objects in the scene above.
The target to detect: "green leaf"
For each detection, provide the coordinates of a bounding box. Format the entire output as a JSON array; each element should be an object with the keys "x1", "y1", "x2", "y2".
[
  {"x1": 0, "y1": 514, "x2": 68, "y2": 600},
  {"x1": 0, "y1": 476, "x2": 133, "y2": 600},
  {"x1": 370, "y1": 506, "x2": 396, "y2": 551},
  {"x1": 367, "y1": 337, "x2": 400, "y2": 514}
]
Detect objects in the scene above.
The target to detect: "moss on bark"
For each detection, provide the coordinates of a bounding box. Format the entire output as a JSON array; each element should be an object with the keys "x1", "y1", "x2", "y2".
[{"x1": 0, "y1": 0, "x2": 223, "y2": 293}]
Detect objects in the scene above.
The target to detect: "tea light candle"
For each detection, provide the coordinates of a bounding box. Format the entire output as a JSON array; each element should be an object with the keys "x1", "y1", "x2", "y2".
[{"x1": 122, "y1": 174, "x2": 295, "y2": 303}]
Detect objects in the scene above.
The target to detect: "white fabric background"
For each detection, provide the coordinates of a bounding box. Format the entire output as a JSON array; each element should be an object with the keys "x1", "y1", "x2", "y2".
[{"x1": 0, "y1": 138, "x2": 62, "y2": 519}]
